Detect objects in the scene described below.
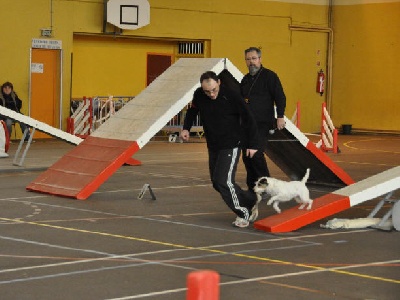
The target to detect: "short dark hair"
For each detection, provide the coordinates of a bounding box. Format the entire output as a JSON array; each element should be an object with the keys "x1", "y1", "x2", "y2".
[
  {"x1": 200, "y1": 71, "x2": 219, "y2": 83},
  {"x1": 1, "y1": 81, "x2": 13, "y2": 90},
  {"x1": 244, "y1": 47, "x2": 262, "y2": 57}
]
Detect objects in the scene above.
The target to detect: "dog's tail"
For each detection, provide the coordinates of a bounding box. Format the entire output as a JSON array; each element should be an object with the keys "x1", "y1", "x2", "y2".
[{"x1": 301, "y1": 168, "x2": 310, "y2": 184}]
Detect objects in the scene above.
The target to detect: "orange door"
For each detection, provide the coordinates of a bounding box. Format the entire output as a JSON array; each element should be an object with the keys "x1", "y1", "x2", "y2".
[{"x1": 30, "y1": 49, "x2": 60, "y2": 139}]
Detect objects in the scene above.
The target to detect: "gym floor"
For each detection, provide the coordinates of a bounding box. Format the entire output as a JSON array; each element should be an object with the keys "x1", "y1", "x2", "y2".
[{"x1": 0, "y1": 134, "x2": 399, "y2": 299}]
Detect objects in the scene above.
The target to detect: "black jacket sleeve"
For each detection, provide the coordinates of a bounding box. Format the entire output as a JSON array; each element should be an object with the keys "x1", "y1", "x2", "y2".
[
  {"x1": 267, "y1": 72, "x2": 286, "y2": 118},
  {"x1": 183, "y1": 94, "x2": 200, "y2": 132}
]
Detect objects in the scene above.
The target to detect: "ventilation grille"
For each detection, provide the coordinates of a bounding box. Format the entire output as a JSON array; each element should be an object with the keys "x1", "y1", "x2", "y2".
[{"x1": 178, "y1": 42, "x2": 204, "y2": 55}]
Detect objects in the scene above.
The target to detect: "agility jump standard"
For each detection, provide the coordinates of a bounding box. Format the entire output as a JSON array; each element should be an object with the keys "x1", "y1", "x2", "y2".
[{"x1": 0, "y1": 120, "x2": 9, "y2": 158}]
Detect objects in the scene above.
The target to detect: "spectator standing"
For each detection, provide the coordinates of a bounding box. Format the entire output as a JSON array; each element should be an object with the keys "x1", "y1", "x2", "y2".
[{"x1": 240, "y1": 47, "x2": 286, "y2": 190}]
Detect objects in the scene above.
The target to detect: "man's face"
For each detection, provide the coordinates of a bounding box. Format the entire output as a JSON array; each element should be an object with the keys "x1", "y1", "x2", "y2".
[
  {"x1": 201, "y1": 78, "x2": 220, "y2": 100},
  {"x1": 245, "y1": 50, "x2": 262, "y2": 75}
]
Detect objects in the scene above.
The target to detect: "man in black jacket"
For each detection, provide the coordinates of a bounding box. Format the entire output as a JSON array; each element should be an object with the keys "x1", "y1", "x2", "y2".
[
  {"x1": 181, "y1": 71, "x2": 259, "y2": 228},
  {"x1": 240, "y1": 47, "x2": 286, "y2": 190}
]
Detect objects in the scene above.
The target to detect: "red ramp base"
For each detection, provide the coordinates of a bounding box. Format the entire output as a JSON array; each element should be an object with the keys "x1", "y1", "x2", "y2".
[
  {"x1": 254, "y1": 194, "x2": 351, "y2": 233},
  {"x1": 124, "y1": 157, "x2": 142, "y2": 166},
  {"x1": 26, "y1": 136, "x2": 139, "y2": 200}
]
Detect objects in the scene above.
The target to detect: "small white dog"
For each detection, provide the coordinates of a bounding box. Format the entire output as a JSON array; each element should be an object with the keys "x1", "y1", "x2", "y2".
[{"x1": 253, "y1": 168, "x2": 313, "y2": 214}]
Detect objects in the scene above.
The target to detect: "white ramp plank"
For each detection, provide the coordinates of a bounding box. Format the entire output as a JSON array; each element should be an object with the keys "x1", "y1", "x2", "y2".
[
  {"x1": 91, "y1": 58, "x2": 228, "y2": 148},
  {"x1": 0, "y1": 106, "x2": 83, "y2": 145},
  {"x1": 335, "y1": 166, "x2": 400, "y2": 206}
]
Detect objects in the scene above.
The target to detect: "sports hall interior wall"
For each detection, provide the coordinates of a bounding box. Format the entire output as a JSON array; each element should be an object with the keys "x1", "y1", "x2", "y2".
[{"x1": 0, "y1": 0, "x2": 398, "y2": 136}]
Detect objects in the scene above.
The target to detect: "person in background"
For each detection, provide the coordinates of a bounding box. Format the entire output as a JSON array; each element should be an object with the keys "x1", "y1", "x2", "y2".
[
  {"x1": 240, "y1": 47, "x2": 286, "y2": 191},
  {"x1": 181, "y1": 71, "x2": 260, "y2": 228},
  {"x1": 0, "y1": 81, "x2": 31, "y2": 141}
]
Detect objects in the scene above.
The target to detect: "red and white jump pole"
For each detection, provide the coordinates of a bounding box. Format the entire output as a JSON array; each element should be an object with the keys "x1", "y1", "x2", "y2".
[
  {"x1": 0, "y1": 120, "x2": 10, "y2": 157},
  {"x1": 319, "y1": 102, "x2": 338, "y2": 153}
]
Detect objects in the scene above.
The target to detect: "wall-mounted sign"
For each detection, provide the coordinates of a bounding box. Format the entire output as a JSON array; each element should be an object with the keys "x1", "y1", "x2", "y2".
[
  {"x1": 40, "y1": 28, "x2": 52, "y2": 37},
  {"x1": 31, "y1": 63, "x2": 44, "y2": 73},
  {"x1": 107, "y1": 0, "x2": 150, "y2": 30},
  {"x1": 32, "y1": 39, "x2": 62, "y2": 50}
]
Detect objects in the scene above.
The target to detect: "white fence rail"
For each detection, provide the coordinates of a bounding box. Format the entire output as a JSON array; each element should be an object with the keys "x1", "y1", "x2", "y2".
[{"x1": 69, "y1": 97, "x2": 203, "y2": 140}]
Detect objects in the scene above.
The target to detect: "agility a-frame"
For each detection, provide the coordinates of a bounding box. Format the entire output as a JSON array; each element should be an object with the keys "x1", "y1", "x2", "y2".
[{"x1": 26, "y1": 58, "x2": 353, "y2": 200}]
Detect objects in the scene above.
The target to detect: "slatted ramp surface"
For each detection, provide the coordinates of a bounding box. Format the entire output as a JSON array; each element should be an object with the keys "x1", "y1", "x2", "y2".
[
  {"x1": 27, "y1": 136, "x2": 138, "y2": 199},
  {"x1": 254, "y1": 166, "x2": 400, "y2": 233},
  {"x1": 27, "y1": 58, "x2": 240, "y2": 199}
]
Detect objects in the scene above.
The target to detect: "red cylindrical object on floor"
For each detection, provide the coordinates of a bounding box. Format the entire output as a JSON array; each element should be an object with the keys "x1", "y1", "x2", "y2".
[{"x1": 186, "y1": 270, "x2": 220, "y2": 300}]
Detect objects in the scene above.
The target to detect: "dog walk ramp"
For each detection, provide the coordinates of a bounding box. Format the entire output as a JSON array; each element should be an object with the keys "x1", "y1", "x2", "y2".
[
  {"x1": 27, "y1": 58, "x2": 238, "y2": 199},
  {"x1": 254, "y1": 166, "x2": 400, "y2": 233},
  {"x1": 0, "y1": 106, "x2": 83, "y2": 145}
]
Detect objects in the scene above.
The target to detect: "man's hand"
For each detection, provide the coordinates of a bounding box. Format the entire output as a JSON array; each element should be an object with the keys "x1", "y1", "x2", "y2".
[
  {"x1": 277, "y1": 117, "x2": 286, "y2": 130},
  {"x1": 180, "y1": 129, "x2": 190, "y2": 141},
  {"x1": 246, "y1": 148, "x2": 258, "y2": 158}
]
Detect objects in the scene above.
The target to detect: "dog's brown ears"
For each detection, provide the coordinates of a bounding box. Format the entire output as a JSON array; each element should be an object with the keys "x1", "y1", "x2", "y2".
[{"x1": 259, "y1": 178, "x2": 268, "y2": 185}]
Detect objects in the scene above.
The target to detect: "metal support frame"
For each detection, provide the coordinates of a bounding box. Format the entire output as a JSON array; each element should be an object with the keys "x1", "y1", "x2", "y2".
[
  {"x1": 13, "y1": 127, "x2": 35, "y2": 167},
  {"x1": 368, "y1": 191, "x2": 399, "y2": 231},
  {"x1": 137, "y1": 183, "x2": 156, "y2": 200}
]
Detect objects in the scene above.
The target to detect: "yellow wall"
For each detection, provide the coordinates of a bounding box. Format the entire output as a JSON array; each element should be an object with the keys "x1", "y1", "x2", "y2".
[
  {"x1": 70, "y1": 0, "x2": 329, "y2": 133},
  {"x1": 332, "y1": 2, "x2": 400, "y2": 132},
  {"x1": 0, "y1": 0, "x2": 398, "y2": 134},
  {"x1": 72, "y1": 36, "x2": 176, "y2": 97}
]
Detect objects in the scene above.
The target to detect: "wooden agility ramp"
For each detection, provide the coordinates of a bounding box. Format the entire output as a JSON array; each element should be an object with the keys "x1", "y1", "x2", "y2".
[
  {"x1": 218, "y1": 69, "x2": 354, "y2": 187},
  {"x1": 26, "y1": 57, "x2": 354, "y2": 200},
  {"x1": 0, "y1": 106, "x2": 83, "y2": 145},
  {"x1": 254, "y1": 166, "x2": 400, "y2": 233},
  {"x1": 0, "y1": 106, "x2": 84, "y2": 166},
  {"x1": 27, "y1": 58, "x2": 240, "y2": 199},
  {"x1": 263, "y1": 118, "x2": 354, "y2": 186}
]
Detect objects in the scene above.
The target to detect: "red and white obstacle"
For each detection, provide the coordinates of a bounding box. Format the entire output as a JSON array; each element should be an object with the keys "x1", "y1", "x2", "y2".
[
  {"x1": 27, "y1": 58, "x2": 354, "y2": 199},
  {"x1": 0, "y1": 120, "x2": 10, "y2": 158},
  {"x1": 316, "y1": 102, "x2": 339, "y2": 153},
  {"x1": 254, "y1": 166, "x2": 400, "y2": 232},
  {"x1": 67, "y1": 96, "x2": 93, "y2": 138}
]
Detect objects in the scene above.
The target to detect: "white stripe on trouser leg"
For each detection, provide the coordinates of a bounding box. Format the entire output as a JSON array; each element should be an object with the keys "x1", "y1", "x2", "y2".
[{"x1": 227, "y1": 147, "x2": 249, "y2": 220}]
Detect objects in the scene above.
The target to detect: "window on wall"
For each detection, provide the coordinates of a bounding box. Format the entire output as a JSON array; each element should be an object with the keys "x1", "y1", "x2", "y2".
[{"x1": 178, "y1": 42, "x2": 204, "y2": 55}]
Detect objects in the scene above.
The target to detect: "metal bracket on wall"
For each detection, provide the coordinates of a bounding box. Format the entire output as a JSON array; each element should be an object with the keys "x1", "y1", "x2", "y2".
[{"x1": 102, "y1": 0, "x2": 123, "y2": 35}]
